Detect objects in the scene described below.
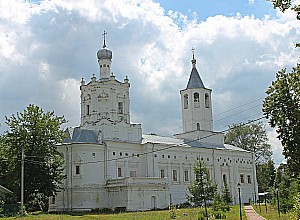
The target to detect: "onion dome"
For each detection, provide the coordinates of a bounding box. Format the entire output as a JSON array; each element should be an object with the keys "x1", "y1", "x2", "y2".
[{"x1": 97, "y1": 31, "x2": 112, "y2": 60}]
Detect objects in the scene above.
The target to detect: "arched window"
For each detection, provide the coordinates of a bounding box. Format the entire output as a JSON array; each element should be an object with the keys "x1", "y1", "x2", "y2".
[
  {"x1": 194, "y1": 93, "x2": 200, "y2": 108},
  {"x1": 205, "y1": 93, "x2": 209, "y2": 108},
  {"x1": 184, "y1": 94, "x2": 188, "y2": 109},
  {"x1": 197, "y1": 123, "x2": 200, "y2": 130}
]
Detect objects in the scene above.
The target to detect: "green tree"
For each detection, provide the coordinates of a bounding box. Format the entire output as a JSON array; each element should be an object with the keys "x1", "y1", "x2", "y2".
[
  {"x1": 1, "y1": 104, "x2": 66, "y2": 211},
  {"x1": 263, "y1": 64, "x2": 300, "y2": 176},
  {"x1": 269, "y1": 0, "x2": 300, "y2": 20},
  {"x1": 224, "y1": 121, "x2": 272, "y2": 164},
  {"x1": 256, "y1": 160, "x2": 276, "y2": 192},
  {"x1": 187, "y1": 161, "x2": 217, "y2": 217},
  {"x1": 222, "y1": 181, "x2": 233, "y2": 207},
  {"x1": 273, "y1": 164, "x2": 299, "y2": 213}
]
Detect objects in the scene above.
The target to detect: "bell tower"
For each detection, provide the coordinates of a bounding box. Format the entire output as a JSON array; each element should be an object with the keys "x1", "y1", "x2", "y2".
[
  {"x1": 180, "y1": 49, "x2": 213, "y2": 133},
  {"x1": 79, "y1": 31, "x2": 142, "y2": 143}
]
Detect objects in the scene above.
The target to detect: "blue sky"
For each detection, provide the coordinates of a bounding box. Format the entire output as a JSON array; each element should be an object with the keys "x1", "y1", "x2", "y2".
[
  {"x1": 0, "y1": 0, "x2": 299, "y2": 165},
  {"x1": 156, "y1": 0, "x2": 276, "y2": 20}
]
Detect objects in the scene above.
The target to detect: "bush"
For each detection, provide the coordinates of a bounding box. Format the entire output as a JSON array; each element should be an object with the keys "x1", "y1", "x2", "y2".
[{"x1": 214, "y1": 211, "x2": 227, "y2": 219}]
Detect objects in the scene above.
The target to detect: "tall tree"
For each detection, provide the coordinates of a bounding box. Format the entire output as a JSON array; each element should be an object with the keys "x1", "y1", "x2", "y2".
[
  {"x1": 1, "y1": 104, "x2": 66, "y2": 211},
  {"x1": 263, "y1": 64, "x2": 300, "y2": 176},
  {"x1": 224, "y1": 121, "x2": 272, "y2": 164},
  {"x1": 187, "y1": 161, "x2": 217, "y2": 217},
  {"x1": 256, "y1": 159, "x2": 276, "y2": 192}
]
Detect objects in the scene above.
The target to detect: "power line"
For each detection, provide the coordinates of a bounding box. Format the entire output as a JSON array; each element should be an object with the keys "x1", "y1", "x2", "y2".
[{"x1": 23, "y1": 116, "x2": 265, "y2": 166}]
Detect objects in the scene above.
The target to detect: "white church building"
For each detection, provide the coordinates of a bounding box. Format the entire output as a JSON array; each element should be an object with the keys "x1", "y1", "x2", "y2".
[{"x1": 49, "y1": 34, "x2": 258, "y2": 211}]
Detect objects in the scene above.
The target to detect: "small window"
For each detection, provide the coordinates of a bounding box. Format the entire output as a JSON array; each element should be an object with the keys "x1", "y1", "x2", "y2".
[
  {"x1": 207, "y1": 158, "x2": 209, "y2": 161},
  {"x1": 194, "y1": 93, "x2": 199, "y2": 102},
  {"x1": 137, "y1": 154, "x2": 139, "y2": 157},
  {"x1": 240, "y1": 174, "x2": 245, "y2": 184},
  {"x1": 174, "y1": 156, "x2": 176, "y2": 159},
  {"x1": 184, "y1": 170, "x2": 189, "y2": 181},
  {"x1": 172, "y1": 170, "x2": 178, "y2": 181},
  {"x1": 160, "y1": 169, "x2": 165, "y2": 178},
  {"x1": 194, "y1": 93, "x2": 200, "y2": 108},
  {"x1": 112, "y1": 152, "x2": 116, "y2": 155},
  {"x1": 118, "y1": 167, "x2": 122, "y2": 177},
  {"x1": 247, "y1": 175, "x2": 251, "y2": 184},
  {"x1": 51, "y1": 196, "x2": 55, "y2": 204},
  {"x1": 120, "y1": 152, "x2": 122, "y2": 156},
  {"x1": 75, "y1": 165, "x2": 80, "y2": 175},
  {"x1": 162, "y1": 155, "x2": 165, "y2": 158},
  {"x1": 155, "y1": 154, "x2": 157, "y2": 157},
  {"x1": 184, "y1": 94, "x2": 188, "y2": 109},
  {"x1": 197, "y1": 123, "x2": 200, "y2": 130},
  {"x1": 118, "y1": 102, "x2": 123, "y2": 114},
  {"x1": 100, "y1": 65, "x2": 102, "y2": 68},
  {"x1": 92, "y1": 153, "x2": 96, "y2": 157},
  {"x1": 205, "y1": 93, "x2": 209, "y2": 108},
  {"x1": 107, "y1": 65, "x2": 109, "y2": 67},
  {"x1": 87, "y1": 105, "x2": 90, "y2": 115},
  {"x1": 130, "y1": 171, "x2": 136, "y2": 177},
  {"x1": 168, "y1": 155, "x2": 170, "y2": 159},
  {"x1": 222, "y1": 174, "x2": 227, "y2": 185},
  {"x1": 125, "y1": 153, "x2": 128, "y2": 156}
]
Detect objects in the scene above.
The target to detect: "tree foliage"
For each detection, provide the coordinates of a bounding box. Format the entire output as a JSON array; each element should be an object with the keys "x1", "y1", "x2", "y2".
[
  {"x1": 263, "y1": 64, "x2": 300, "y2": 176},
  {"x1": 256, "y1": 159, "x2": 276, "y2": 193},
  {"x1": 1, "y1": 104, "x2": 66, "y2": 211},
  {"x1": 273, "y1": 164, "x2": 300, "y2": 213},
  {"x1": 187, "y1": 161, "x2": 217, "y2": 206},
  {"x1": 269, "y1": 0, "x2": 300, "y2": 20},
  {"x1": 224, "y1": 121, "x2": 272, "y2": 164}
]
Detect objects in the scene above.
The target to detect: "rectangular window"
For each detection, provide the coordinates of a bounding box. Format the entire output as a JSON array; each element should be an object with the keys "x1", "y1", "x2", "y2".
[
  {"x1": 87, "y1": 105, "x2": 90, "y2": 115},
  {"x1": 160, "y1": 169, "x2": 165, "y2": 178},
  {"x1": 118, "y1": 167, "x2": 122, "y2": 177},
  {"x1": 172, "y1": 170, "x2": 178, "y2": 181},
  {"x1": 118, "y1": 102, "x2": 123, "y2": 114},
  {"x1": 184, "y1": 170, "x2": 189, "y2": 181},
  {"x1": 247, "y1": 175, "x2": 251, "y2": 184},
  {"x1": 51, "y1": 196, "x2": 55, "y2": 204},
  {"x1": 240, "y1": 174, "x2": 244, "y2": 184},
  {"x1": 130, "y1": 171, "x2": 136, "y2": 177},
  {"x1": 75, "y1": 165, "x2": 80, "y2": 175}
]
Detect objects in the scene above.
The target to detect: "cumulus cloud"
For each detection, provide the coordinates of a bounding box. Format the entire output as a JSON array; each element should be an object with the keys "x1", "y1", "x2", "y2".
[{"x1": 0, "y1": 0, "x2": 299, "y2": 164}]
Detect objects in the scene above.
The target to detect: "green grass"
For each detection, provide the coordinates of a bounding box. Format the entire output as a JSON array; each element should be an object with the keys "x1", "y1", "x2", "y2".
[
  {"x1": 252, "y1": 204, "x2": 290, "y2": 220},
  {"x1": 0, "y1": 205, "x2": 247, "y2": 220}
]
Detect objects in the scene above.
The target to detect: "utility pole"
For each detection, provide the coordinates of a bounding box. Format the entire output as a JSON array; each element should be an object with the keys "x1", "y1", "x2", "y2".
[{"x1": 21, "y1": 148, "x2": 25, "y2": 217}]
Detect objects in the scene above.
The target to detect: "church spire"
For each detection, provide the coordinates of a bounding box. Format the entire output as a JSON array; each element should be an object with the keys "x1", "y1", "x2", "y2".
[
  {"x1": 186, "y1": 48, "x2": 205, "y2": 89},
  {"x1": 97, "y1": 31, "x2": 112, "y2": 80},
  {"x1": 191, "y1": 47, "x2": 196, "y2": 68}
]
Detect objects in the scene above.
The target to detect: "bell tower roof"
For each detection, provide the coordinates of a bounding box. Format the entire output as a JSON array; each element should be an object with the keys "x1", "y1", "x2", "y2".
[{"x1": 186, "y1": 48, "x2": 205, "y2": 89}]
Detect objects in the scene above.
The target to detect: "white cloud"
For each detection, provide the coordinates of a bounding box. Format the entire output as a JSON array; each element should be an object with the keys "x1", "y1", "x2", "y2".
[{"x1": 0, "y1": 0, "x2": 299, "y2": 165}]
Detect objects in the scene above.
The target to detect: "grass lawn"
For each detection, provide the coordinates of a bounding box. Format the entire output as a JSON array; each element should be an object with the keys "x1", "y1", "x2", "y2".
[
  {"x1": 252, "y1": 203, "x2": 290, "y2": 220},
  {"x1": 0, "y1": 205, "x2": 247, "y2": 220}
]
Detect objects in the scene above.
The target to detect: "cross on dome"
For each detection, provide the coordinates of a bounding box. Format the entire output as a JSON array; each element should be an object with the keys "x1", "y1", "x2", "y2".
[{"x1": 102, "y1": 30, "x2": 107, "y2": 48}]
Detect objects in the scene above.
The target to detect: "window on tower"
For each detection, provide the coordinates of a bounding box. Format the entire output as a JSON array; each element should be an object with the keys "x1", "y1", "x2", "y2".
[
  {"x1": 184, "y1": 94, "x2": 188, "y2": 109},
  {"x1": 118, "y1": 102, "x2": 123, "y2": 114},
  {"x1": 87, "y1": 105, "x2": 90, "y2": 115},
  {"x1": 205, "y1": 93, "x2": 210, "y2": 108},
  {"x1": 197, "y1": 123, "x2": 200, "y2": 131},
  {"x1": 194, "y1": 93, "x2": 200, "y2": 108}
]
